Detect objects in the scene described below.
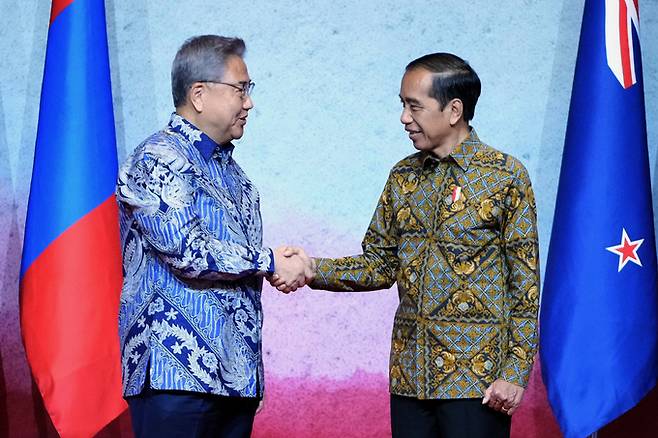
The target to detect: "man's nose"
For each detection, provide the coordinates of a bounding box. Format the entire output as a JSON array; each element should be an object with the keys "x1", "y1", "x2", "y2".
[
  {"x1": 400, "y1": 107, "x2": 412, "y2": 125},
  {"x1": 243, "y1": 94, "x2": 254, "y2": 110}
]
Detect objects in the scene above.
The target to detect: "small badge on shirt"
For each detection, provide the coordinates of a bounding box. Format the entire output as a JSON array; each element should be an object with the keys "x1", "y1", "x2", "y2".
[{"x1": 445, "y1": 186, "x2": 462, "y2": 205}]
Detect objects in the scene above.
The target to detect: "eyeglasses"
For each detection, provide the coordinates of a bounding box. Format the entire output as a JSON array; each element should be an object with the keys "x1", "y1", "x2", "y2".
[{"x1": 201, "y1": 80, "x2": 255, "y2": 98}]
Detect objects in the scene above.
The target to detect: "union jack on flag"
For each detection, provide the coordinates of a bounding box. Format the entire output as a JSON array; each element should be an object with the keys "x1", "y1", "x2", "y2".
[{"x1": 605, "y1": 0, "x2": 640, "y2": 88}]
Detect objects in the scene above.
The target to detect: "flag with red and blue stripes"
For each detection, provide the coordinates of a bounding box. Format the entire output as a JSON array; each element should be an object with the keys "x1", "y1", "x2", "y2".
[
  {"x1": 540, "y1": 1, "x2": 658, "y2": 437},
  {"x1": 20, "y1": 0, "x2": 126, "y2": 436}
]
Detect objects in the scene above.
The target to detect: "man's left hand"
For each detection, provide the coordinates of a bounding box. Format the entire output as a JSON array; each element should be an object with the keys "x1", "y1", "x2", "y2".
[
  {"x1": 256, "y1": 394, "x2": 265, "y2": 415},
  {"x1": 482, "y1": 379, "x2": 524, "y2": 416}
]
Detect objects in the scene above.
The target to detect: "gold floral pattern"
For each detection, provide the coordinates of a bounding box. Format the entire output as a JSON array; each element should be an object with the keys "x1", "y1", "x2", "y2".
[
  {"x1": 471, "y1": 345, "x2": 498, "y2": 379},
  {"x1": 396, "y1": 173, "x2": 419, "y2": 194},
  {"x1": 311, "y1": 129, "x2": 540, "y2": 399},
  {"x1": 433, "y1": 348, "x2": 457, "y2": 379},
  {"x1": 443, "y1": 289, "x2": 486, "y2": 317},
  {"x1": 450, "y1": 253, "x2": 481, "y2": 276}
]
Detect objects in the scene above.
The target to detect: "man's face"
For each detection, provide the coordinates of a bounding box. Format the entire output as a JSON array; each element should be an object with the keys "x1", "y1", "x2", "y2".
[
  {"x1": 200, "y1": 55, "x2": 253, "y2": 144},
  {"x1": 399, "y1": 68, "x2": 454, "y2": 154}
]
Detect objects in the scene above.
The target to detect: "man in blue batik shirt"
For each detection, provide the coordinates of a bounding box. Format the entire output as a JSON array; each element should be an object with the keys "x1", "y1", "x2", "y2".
[{"x1": 116, "y1": 35, "x2": 311, "y2": 438}]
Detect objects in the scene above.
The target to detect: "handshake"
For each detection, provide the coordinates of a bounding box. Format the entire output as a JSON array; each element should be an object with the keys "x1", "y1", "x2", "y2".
[{"x1": 268, "y1": 246, "x2": 315, "y2": 293}]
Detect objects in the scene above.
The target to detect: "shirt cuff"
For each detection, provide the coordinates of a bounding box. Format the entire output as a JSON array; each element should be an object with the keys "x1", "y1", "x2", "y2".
[
  {"x1": 308, "y1": 257, "x2": 327, "y2": 289},
  {"x1": 500, "y1": 353, "x2": 533, "y2": 388},
  {"x1": 255, "y1": 248, "x2": 275, "y2": 275}
]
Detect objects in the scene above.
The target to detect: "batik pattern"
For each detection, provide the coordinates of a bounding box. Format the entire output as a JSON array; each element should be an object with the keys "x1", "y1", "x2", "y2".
[
  {"x1": 311, "y1": 130, "x2": 540, "y2": 399},
  {"x1": 117, "y1": 113, "x2": 273, "y2": 397}
]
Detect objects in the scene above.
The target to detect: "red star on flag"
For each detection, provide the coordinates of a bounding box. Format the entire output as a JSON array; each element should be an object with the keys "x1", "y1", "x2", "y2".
[{"x1": 606, "y1": 228, "x2": 644, "y2": 272}]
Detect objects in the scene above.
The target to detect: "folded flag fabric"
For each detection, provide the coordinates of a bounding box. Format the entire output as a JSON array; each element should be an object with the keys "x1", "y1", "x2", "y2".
[
  {"x1": 20, "y1": 0, "x2": 126, "y2": 436},
  {"x1": 540, "y1": 1, "x2": 658, "y2": 437}
]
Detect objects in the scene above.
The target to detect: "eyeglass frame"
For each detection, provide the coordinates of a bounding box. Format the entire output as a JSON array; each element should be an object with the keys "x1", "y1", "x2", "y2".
[{"x1": 200, "y1": 80, "x2": 255, "y2": 98}]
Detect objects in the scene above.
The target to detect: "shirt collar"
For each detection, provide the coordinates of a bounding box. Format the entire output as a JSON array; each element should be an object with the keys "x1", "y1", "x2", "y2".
[
  {"x1": 421, "y1": 127, "x2": 481, "y2": 172},
  {"x1": 168, "y1": 112, "x2": 234, "y2": 162}
]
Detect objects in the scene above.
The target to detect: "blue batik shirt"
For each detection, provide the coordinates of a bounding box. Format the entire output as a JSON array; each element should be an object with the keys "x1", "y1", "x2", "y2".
[{"x1": 116, "y1": 113, "x2": 274, "y2": 398}]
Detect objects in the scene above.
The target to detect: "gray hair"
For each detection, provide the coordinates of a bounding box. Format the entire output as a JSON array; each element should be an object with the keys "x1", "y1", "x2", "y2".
[{"x1": 171, "y1": 35, "x2": 246, "y2": 107}]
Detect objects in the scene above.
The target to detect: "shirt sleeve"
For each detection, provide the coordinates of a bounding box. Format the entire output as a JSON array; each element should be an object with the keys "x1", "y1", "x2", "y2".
[
  {"x1": 310, "y1": 174, "x2": 399, "y2": 291},
  {"x1": 117, "y1": 150, "x2": 274, "y2": 281},
  {"x1": 499, "y1": 166, "x2": 540, "y2": 387}
]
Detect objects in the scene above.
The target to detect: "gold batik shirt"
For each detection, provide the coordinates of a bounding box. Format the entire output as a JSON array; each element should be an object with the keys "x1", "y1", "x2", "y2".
[{"x1": 310, "y1": 129, "x2": 540, "y2": 399}]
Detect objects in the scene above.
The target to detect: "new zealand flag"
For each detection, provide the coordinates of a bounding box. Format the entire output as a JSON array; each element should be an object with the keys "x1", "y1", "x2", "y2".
[{"x1": 540, "y1": 1, "x2": 658, "y2": 437}]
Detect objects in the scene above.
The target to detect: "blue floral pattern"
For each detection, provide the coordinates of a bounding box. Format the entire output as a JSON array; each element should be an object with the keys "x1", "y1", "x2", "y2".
[{"x1": 117, "y1": 113, "x2": 273, "y2": 397}]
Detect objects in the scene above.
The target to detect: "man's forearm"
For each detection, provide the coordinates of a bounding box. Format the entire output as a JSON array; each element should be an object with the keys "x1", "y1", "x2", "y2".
[{"x1": 310, "y1": 254, "x2": 397, "y2": 292}]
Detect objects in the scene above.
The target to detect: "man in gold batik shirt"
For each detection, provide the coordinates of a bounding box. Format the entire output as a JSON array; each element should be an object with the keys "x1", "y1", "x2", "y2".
[{"x1": 270, "y1": 53, "x2": 539, "y2": 438}]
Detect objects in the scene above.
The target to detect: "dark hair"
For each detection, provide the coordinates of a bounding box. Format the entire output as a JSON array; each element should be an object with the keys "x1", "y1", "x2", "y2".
[
  {"x1": 406, "y1": 53, "x2": 481, "y2": 122},
  {"x1": 171, "y1": 35, "x2": 246, "y2": 107}
]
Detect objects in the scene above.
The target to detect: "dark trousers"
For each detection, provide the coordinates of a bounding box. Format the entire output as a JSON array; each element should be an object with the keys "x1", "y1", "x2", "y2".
[
  {"x1": 127, "y1": 385, "x2": 260, "y2": 438},
  {"x1": 391, "y1": 394, "x2": 512, "y2": 438}
]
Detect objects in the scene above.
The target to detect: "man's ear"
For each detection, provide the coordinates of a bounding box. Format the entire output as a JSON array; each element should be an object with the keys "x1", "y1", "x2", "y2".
[
  {"x1": 188, "y1": 82, "x2": 205, "y2": 113},
  {"x1": 448, "y1": 98, "x2": 464, "y2": 126}
]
